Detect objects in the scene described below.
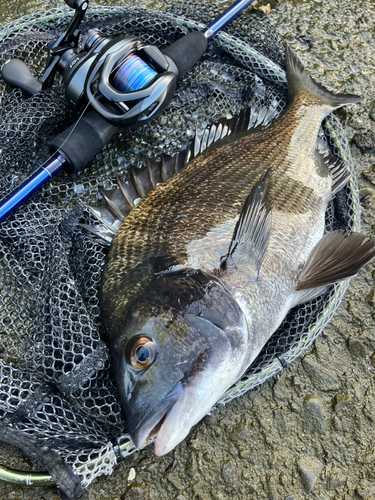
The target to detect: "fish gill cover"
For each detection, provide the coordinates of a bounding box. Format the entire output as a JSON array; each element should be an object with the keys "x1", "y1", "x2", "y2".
[{"x1": 0, "y1": 2, "x2": 360, "y2": 499}]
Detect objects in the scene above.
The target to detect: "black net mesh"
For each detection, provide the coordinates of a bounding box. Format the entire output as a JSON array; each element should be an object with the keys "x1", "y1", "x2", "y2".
[{"x1": 0, "y1": 2, "x2": 360, "y2": 498}]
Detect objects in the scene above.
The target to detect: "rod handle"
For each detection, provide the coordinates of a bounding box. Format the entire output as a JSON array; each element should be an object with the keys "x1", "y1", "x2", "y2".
[
  {"x1": 49, "y1": 110, "x2": 118, "y2": 174},
  {"x1": 162, "y1": 31, "x2": 208, "y2": 79}
]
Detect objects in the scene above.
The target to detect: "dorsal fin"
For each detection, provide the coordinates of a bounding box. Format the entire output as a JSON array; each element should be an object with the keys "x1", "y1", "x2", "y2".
[
  {"x1": 82, "y1": 106, "x2": 276, "y2": 246},
  {"x1": 221, "y1": 169, "x2": 273, "y2": 273},
  {"x1": 131, "y1": 166, "x2": 152, "y2": 197},
  {"x1": 79, "y1": 205, "x2": 122, "y2": 245},
  {"x1": 98, "y1": 186, "x2": 130, "y2": 220},
  {"x1": 116, "y1": 174, "x2": 142, "y2": 210},
  {"x1": 296, "y1": 230, "x2": 375, "y2": 290}
]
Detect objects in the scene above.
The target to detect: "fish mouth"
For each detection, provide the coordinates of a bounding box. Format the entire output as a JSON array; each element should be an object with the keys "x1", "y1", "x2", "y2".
[
  {"x1": 131, "y1": 351, "x2": 244, "y2": 456},
  {"x1": 131, "y1": 381, "x2": 184, "y2": 451},
  {"x1": 129, "y1": 313, "x2": 250, "y2": 456}
]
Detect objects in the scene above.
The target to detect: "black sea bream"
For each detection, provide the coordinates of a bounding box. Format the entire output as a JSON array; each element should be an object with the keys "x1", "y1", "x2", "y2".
[{"x1": 96, "y1": 46, "x2": 375, "y2": 455}]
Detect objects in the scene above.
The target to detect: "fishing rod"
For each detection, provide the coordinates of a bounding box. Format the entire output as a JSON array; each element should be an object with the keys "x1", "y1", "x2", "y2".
[{"x1": 0, "y1": 0, "x2": 257, "y2": 223}]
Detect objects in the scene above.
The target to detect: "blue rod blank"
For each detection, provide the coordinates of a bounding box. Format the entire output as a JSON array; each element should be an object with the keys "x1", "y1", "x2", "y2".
[
  {"x1": 202, "y1": 0, "x2": 257, "y2": 40},
  {"x1": 0, "y1": 153, "x2": 67, "y2": 223}
]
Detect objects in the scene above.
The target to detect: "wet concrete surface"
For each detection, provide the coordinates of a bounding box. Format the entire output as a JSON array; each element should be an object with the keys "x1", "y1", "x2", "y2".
[{"x1": 0, "y1": 0, "x2": 374, "y2": 499}]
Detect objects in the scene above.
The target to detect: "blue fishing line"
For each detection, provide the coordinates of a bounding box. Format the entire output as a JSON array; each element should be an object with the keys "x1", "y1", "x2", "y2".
[{"x1": 112, "y1": 55, "x2": 157, "y2": 92}]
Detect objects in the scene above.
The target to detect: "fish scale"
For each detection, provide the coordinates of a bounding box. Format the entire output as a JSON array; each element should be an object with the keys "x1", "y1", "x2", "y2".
[{"x1": 98, "y1": 45, "x2": 375, "y2": 456}]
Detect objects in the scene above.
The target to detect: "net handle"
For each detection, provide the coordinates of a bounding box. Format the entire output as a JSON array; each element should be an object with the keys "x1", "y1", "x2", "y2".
[{"x1": 0, "y1": 464, "x2": 55, "y2": 487}]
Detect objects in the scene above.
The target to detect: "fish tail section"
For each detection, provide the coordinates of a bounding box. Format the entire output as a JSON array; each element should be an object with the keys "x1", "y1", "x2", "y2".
[{"x1": 285, "y1": 44, "x2": 362, "y2": 109}]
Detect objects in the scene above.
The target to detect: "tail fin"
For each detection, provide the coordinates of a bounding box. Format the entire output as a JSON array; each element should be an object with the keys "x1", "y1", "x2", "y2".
[{"x1": 285, "y1": 44, "x2": 362, "y2": 108}]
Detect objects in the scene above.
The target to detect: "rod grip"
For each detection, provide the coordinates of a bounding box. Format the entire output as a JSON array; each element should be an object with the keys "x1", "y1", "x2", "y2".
[
  {"x1": 162, "y1": 31, "x2": 208, "y2": 79},
  {"x1": 49, "y1": 110, "x2": 118, "y2": 174}
]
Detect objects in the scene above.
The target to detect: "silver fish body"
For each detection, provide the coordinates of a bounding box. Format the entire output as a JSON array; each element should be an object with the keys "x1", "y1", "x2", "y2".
[{"x1": 99, "y1": 45, "x2": 374, "y2": 455}]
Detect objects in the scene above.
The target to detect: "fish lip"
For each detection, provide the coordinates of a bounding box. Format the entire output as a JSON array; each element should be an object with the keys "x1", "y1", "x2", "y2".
[{"x1": 131, "y1": 381, "x2": 184, "y2": 450}]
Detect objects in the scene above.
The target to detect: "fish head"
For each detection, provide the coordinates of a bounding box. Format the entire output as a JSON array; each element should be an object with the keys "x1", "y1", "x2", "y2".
[{"x1": 109, "y1": 268, "x2": 249, "y2": 456}]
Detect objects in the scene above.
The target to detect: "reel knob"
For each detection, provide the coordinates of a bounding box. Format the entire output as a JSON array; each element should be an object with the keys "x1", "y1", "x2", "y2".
[{"x1": 1, "y1": 59, "x2": 42, "y2": 96}]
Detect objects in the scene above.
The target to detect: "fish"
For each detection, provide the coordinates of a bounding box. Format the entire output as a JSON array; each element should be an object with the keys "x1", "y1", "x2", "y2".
[{"x1": 89, "y1": 45, "x2": 375, "y2": 456}]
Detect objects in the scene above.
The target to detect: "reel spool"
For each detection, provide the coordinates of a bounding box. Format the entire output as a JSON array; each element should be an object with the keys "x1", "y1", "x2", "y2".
[{"x1": 112, "y1": 55, "x2": 158, "y2": 92}]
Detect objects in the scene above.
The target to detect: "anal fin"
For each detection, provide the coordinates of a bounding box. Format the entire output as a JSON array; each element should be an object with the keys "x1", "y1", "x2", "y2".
[
  {"x1": 296, "y1": 230, "x2": 375, "y2": 290},
  {"x1": 294, "y1": 285, "x2": 329, "y2": 306}
]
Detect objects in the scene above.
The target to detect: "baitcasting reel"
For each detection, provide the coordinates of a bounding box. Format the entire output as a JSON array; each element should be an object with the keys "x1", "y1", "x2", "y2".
[
  {"x1": 3, "y1": 0, "x2": 183, "y2": 127},
  {"x1": 60, "y1": 29, "x2": 178, "y2": 126},
  {"x1": 0, "y1": 0, "x2": 255, "y2": 222}
]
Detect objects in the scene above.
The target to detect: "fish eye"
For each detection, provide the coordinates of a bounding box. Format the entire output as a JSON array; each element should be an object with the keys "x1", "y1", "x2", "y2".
[{"x1": 125, "y1": 335, "x2": 156, "y2": 371}]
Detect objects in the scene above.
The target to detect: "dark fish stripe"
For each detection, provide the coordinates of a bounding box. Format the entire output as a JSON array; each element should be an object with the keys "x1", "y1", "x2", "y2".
[{"x1": 268, "y1": 176, "x2": 318, "y2": 214}]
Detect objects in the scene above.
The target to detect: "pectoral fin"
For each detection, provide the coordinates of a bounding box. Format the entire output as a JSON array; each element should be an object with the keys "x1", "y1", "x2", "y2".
[
  {"x1": 296, "y1": 230, "x2": 375, "y2": 290},
  {"x1": 221, "y1": 169, "x2": 272, "y2": 272}
]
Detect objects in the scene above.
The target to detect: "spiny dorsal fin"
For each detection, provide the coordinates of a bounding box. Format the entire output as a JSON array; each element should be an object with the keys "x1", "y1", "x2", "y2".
[
  {"x1": 190, "y1": 104, "x2": 278, "y2": 160},
  {"x1": 131, "y1": 165, "x2": 152, "y2": 198},
  {"x1": 296, "y1": 230, "x2": 375, "y2": 290},
  {"x1": 221, "y1": 169, "x2": 273, "y2": 272},
  {"x1": 285, "y1": 44, "x2": 362, "y2": 108},
  {"x1": 146, "y1": 157, "x2": 163, "y2": 187},
  {"x1": 116, "y1": 174, "x2": 142, "y2": 210},
  {"x1": 83, "y1": 106, "x2": 276, "y2": 246},
  {"x1": 79, "y1": 205, "x2": 122, "y2": 246},
  {"x1": 98, "y1": 186, "x2": 130, "y2": 220}
]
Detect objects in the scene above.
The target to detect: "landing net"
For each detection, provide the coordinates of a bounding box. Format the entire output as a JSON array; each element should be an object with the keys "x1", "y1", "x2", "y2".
[{"x1": 0, "y1": 3, "x2": 359, "y2": 499}]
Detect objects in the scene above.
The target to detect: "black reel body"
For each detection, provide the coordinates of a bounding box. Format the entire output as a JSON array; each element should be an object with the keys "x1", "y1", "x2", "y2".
[{"x1": 61, "y1": 30, "x2": 179, "y2": 126}]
